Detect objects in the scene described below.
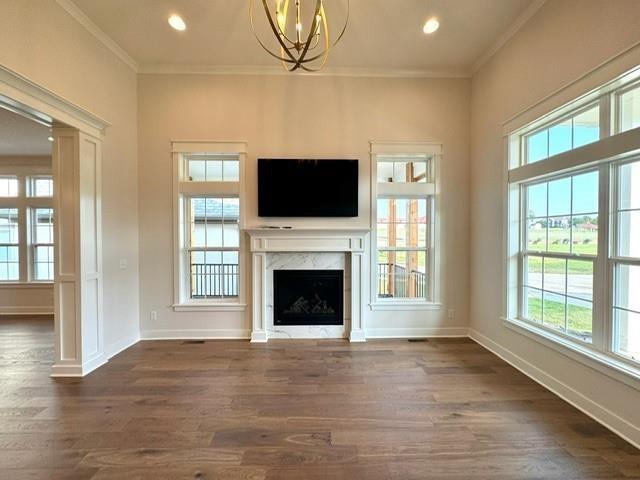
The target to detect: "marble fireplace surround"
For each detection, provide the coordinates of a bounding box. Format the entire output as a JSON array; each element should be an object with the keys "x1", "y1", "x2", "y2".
[{"x1": 247, "y1": 229, "x2": 369, "y2": 342}]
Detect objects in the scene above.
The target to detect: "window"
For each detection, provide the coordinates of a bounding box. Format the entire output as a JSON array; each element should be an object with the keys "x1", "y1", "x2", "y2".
[
  {"x1": 31, "y1": 208, "x2": 54, "y2": 281},
  {"x1": 28, "y1": 176, "x2": 53, "y2": 197},
  {"x1": 187, "y1": 197, "x2": 239, "y2": 299},
  {"x1": 172, "y1": 142, "x2": 246, "y2": 310},
  {"x1": 0, "y1": 208, "x2": 19, "y2": 280},
  {"x1": 524, "y1": 104, "x2": 600, "y2": 164},
  {"x1": 522, "y1": 171, "x2": 598, "y2": 342},
  {"x1": 186, "y1": 155, "x2": 240, "y2": 182},
  {"x1": 0, "y1": 176, "x2": 19, "y2": 197},
  {"x1": 612, "y1": 160, "x2": 640, "y2": 362},
  {"x1": 371, "y1": 144, "x2": 440, "y2": 307},
  {"x1": 507, "y1": 66, "x2": 640, "y2": 373},
  {"x1": 618, "y1": 82, "x2": 640, "y2": 133}
]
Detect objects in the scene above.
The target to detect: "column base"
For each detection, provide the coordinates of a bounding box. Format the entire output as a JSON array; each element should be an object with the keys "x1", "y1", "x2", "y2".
[
  {"x1": 250, "y1": 331, "x2": 268, "y2": 343},
  {"x1": 349, "y1": 329, "x2": 366, "y2": 342}
]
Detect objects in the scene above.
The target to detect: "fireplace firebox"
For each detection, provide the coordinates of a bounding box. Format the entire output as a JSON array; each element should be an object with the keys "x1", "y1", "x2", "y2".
[{"x1": 273, "y1": 270, "x2": 343, "y2": 326}]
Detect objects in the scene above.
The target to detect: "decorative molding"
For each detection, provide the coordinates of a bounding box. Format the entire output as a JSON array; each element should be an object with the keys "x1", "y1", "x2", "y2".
[
  {"x1": 0, "y1": 64, "x2": 110, "y2": 139},
  {"x1": 469, "y1": 328, "x2": 640, "y2": 449},
  {"x1": 471, "y1": 0, "x2": 547, "y2": 74},
  {"x1": 139, "y1": 64, "x2": 471, "y2": 79},
  {"x1": 141, "y1": 329, "x2": 251, "y2": 340},
  {"x1": 366, "y1": 327, "x2": 468, "y2": 338},
  {"x1": 55, "y1": 0, "x2": 139, "y2": 72}
]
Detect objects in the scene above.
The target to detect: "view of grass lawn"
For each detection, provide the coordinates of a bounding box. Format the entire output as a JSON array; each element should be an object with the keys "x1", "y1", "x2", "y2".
[
  {"x1": 526, "y1": 227, "x2": 597, "y2": 274},
  {"x1": 527, "y1": 296, "x2": 592, "y2": 338}
]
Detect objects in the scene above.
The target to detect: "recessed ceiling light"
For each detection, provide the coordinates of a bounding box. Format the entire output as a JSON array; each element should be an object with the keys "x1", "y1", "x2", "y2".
[
  {"x1": 423, "y1": 17, "x2": 439, "y2": 34},
  {"x1": 168, "y1": 14, "x2": 186, "y2": 31},
  {"x1": 47, "y1": 136, "x2": 54, "y2": 142}
]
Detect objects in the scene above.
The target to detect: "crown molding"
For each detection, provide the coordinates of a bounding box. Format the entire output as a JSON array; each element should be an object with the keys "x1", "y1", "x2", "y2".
[
  {"x1": 138, "y1": 63, "x2": 471, "y2": 78},
  {"x1": 55, "y1": 0, "x2": 139, "y2": 73},
  {"x1": 471, "y1": 0, "x2": 547, "y2": 74}
]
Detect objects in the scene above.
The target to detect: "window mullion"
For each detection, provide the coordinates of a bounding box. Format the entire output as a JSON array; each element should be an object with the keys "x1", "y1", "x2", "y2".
[{"x1": 593, "y1": 163, "x2": 611, "y2": 351}]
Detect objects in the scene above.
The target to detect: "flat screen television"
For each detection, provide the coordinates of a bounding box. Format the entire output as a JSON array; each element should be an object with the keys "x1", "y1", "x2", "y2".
[{"x1": 258, "y1": 159, "x2": 358, "y2": 217}]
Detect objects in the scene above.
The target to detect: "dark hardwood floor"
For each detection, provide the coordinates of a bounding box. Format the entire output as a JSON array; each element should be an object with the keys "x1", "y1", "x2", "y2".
[{"x1": 0, "y1": 317, "x2": 638, "y2": 479}]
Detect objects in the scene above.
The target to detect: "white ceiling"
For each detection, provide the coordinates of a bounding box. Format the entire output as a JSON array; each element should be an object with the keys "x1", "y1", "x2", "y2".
[
  {"x1": 0, "y1": 108, "x2": 51, "y2": 157},
  {"x1": 70, "y1": 0, "x2": 537, "y2": 75}
]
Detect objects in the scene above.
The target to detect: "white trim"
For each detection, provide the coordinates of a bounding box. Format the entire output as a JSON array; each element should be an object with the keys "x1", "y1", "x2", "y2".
[
  {"x1": 369, "y1": 301, "x2": 442, "y2": 311},
  {"x1": 54, "y1": 0, "x2": 139, "y2": 72},
  {"x1": 141, "y1": 329, "x2": 251, "y2": 340},
  {"x1": 504, "y1": 317, "x2": 640, "y2": 391},
  {"x1": 0, "y1": 282, "x2": 53, "y2": 289},
  {"x1": 105, "y1": 332, "x2": 140, "y2": 359},
  {"x1": 471, "y1": 0, "x2": 547, "y2": 74},
  {"x1": 469, "y1": 328, "x2": 640, "y2": 449},
  {"x1": 0, "y1": 66, "x2": 110, "y2": 140},
  {"x1": 172, "y1": 302, "x2": 247, "y2": 312},
  {"x1": 171, "y1": 141, "x2": 247, "y2": 154},
  {"x1": 139, "y1": 64, "x2": 470, "y2": 78},
  {"x1": 366, "y1": 327, "x2": 468, "y2": 338},
  {"x1": 0, "y1": 306, "x2": 53, "y2": 315}
]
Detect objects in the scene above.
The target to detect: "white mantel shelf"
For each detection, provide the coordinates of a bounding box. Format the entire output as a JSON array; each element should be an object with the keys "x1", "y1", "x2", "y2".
[{"x1": 246, "y1": 228, "x2": 370, "y2": 343}]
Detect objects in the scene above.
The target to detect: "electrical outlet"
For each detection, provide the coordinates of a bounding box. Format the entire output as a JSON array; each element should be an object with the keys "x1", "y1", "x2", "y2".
[
  {"x1": 447, "y1": 309, "x2": 455, "y2": 319},
  {"x1": 119, "y1": 258, "x2": 128, "y2": 269},
  {"x1": 150, "y1": 310, "x2": 157, "y2": 321}
]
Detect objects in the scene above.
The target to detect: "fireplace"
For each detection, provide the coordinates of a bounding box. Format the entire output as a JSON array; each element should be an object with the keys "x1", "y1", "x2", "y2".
[{"x1": 273, "y1": 270, "x2": 343, "y2": 326}]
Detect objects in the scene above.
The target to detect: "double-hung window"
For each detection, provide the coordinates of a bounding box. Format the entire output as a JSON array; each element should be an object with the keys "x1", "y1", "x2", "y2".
[
  {"x1": 0, "y1": 172, "x2": 53, "y2": 282},
  {"x1": 172, "y1": 143, "x2": 246, "y2": 311},
  {"x1": 371, "y1": 143, "x2": 440, "y2": 309},
  {"x1": 506, "y1": 67, "x2": 640, "y2": 374}
]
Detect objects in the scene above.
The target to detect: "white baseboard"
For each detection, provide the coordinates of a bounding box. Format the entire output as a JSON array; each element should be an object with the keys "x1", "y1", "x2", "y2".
[
  {"x1": 105, "y1": 333, "x2": 140, "y2": 359},
  {"x1": 469, "y1": 328, "x2": 640, "y2": 449},
  {"x1": 50, "y1": 363, "x2": 83, "y2": 377},
  {"x1": 366, "y1": 326, "x2": 469, "y2": 338},
  {"x1": 141, "y1": 329, "x2": 251, "y2": 340}
]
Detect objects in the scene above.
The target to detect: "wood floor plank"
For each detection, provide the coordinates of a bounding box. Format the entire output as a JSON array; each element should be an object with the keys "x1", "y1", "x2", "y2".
[{"x1": 0, "y1": 317, "x2": 638, "y2": 479}]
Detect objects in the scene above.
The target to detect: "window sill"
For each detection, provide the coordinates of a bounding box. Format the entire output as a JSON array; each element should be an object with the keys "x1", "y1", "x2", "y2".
[
  {"x1": 173, "y1": 302, "x2": 247, "y2": 312},
  {"x1": 370, "y1": 302, "x2": 442, "y2": 311},
  {"x1": 503, "y1": 316, "x2": 640, "y2": 392},
  {"x1": 0, "y1": 282, "x2": 54, "y2": 288}
]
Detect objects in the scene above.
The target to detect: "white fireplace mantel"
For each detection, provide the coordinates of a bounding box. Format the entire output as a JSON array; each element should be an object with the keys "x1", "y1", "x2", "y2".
[{"x1": 246, "y1": 228, "x2": 370, "y2": 343}]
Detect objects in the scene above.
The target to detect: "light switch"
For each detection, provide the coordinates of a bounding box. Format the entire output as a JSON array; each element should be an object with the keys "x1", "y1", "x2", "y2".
[{"x1": 119, "y1": 258, "x2": 128, "y2": 269}]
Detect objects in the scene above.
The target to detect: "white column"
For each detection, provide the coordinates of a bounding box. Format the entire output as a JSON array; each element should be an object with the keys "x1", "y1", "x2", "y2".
[
  {"x1": 349, "y1": 251, "x2": 366, "y2": 342},
  {"x1": 51, "y1": 128, "x2": 104, "y2": 376},
  {"x1": 250, "y1": 252, "x2": 268, "y2": 342}
]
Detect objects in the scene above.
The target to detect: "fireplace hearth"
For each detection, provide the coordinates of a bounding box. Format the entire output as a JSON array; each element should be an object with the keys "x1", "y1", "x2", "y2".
[{"x1": 274, "y1": 270, "x2": 343, "y2": 326}]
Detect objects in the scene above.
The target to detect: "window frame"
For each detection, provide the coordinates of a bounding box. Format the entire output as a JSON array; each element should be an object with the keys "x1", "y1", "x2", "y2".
[
  {"x1": 171, "y1": 142, "x2": 247, "y2": 312},
  {"x1": 369, "y1": 142, "x2": 442, "y2": 311},
  {"x1": 505, "y1": 64, "x2": 640, "y2": 385}
]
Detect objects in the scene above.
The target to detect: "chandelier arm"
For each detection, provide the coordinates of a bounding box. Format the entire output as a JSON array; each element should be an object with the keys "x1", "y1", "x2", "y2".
[
  {"x1": 261, "y1": 0, "x2": 301, "y2": 62},
  {"x1": 291, "y1": 0, "x2": 324, "y2": 71},
  {"x1": 250, "y1": 0, "x2": 300, "y2": 64},
  {"x1": 286, "y1": 0, "x2": 349, "y2": 66}
]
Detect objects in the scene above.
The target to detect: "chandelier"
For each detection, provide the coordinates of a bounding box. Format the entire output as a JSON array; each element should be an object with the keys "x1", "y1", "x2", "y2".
[{"x1": 249, "y1": 0, "x2": 349, "y2": 72}]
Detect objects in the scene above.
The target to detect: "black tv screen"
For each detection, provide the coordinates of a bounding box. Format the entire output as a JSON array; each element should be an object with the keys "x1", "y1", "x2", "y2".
[{"x1": 258, "y1": 159, "x2": 358, "y2": 217}]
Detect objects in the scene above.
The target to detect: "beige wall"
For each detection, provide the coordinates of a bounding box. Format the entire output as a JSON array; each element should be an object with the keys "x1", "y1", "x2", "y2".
[
  {"x1": 470, "y1": 0, "x2": 640, "y2": 444},
  {"x1": 0, "y1": 1, "x2": 140, "y2": 354},
  {"x1": 138, "y1": 74, "x2": 470, "y2": 336}
]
